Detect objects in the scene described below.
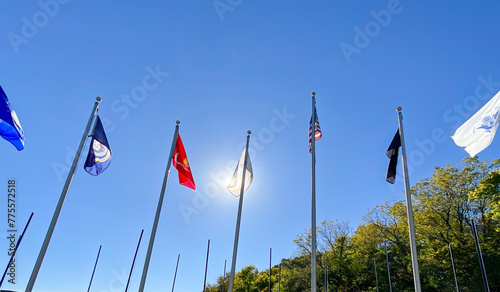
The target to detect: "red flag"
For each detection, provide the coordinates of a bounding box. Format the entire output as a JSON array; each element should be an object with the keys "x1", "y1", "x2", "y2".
[{"x1": 173, "y1": 134, "x2": 196, "y2": 190}]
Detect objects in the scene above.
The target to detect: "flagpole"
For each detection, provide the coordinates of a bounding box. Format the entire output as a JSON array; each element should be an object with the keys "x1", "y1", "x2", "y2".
[
  {"x1": 125, "y1": 229, "x2": 144, "y2": 292},
  {"x1": 448, "y1": 244, "x2": 459, "y2": 292},
  {"x1": 374, "y1": 259, "x2": 379, "y2": 292},
  {"x1": 26, "y1": 97, "x2": 101, "y2": 292},
  {"x1": 228, "y1": 131, "x2": 251, "y2": 292},
  {"x1": 269, "y1": 248, "x2": 272, "y2": 292},
  {"x1": 203, "y1": 239, "x2": 210, "y2": 292},
  {"x1": 471, "y1": 219, "x2": 490, "y2": 292},
  {"x1": 311, "y1": 92, "x2": 318, "y2": 292},
  {"x1": 0, "y1": 212, "x2": 34, "y2": 288},
  {"x1": 324, "y1": 253, "x2": 328, "y2": 292},
  {"x1": 86, "y1": 245, "x2": 102, "y2": 292},
  {"x1": 138, "y1": 121, "x2": 180, "y2": 292},
  {"x1": 222, "y1": 260, "x2": 226, "y2": 292},
  {"x1": 278, "y1": 263, "x2": 281, "y2": 292},
  {"x1": 397, "y1": 107, "x2": 422, "y2": 292},
  {"x1": 171, "y1": 254, "x2": 180, "y2": 292},
  {"x1": 385, "y1": 242, "x2": 392, "y2": 292}
]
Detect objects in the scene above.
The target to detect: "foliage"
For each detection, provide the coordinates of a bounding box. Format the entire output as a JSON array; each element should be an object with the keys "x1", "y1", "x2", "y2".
[{"x1": 206, "y1": 158, "x2": 500, "y2": 291}]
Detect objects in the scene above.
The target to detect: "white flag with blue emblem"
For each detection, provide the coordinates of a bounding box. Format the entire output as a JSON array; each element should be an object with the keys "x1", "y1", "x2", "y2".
[{"x1": 452, "y1": 90, "x2": 500, "y2": 157}]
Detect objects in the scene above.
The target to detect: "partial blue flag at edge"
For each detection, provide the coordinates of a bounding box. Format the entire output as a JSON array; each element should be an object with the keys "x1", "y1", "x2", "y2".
[
  {"x1": 0, "y1": 85, "x2": 24, "y2": 151},
  {"x1": 84, "y1": 115, "x2": 112, "y2": 176}
]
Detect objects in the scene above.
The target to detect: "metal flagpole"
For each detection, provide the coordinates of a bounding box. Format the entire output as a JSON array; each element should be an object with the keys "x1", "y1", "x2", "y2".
[
  {"x1": 397, "y1": 107, "x2": 422, "y2": 292},
  {"x1": 171, "y1": 254, "x2": 180, "y2": 292},
  {"x1": 278, "y1": 263, "x2": 281, "y2": 292},
  {"x1": 203, "y1": 239, "x2": 210, "y2": 292},
  {"x1": 374, "y1": 259, "x2": 379, "y2": 292},
  {"x1": 471, "y1": 219, "x2": 490, "y2": 292},
  {"x1": 26, "y1": 97, "x2": 101, "y2": 292},
  {"x1": 138, "y1": 121, "x2": 180, "y2": 292},
  {"x1": 324, "y1": 254, "x2": 328, "y2": 292},
  {"x1": 311, "y1": 92, "x2": 318, "y2": 292},
  {"x1": 87, "y1": 245, "x2": 102, "y2": 292},
  {"x1": 385, "y1": 242, "x2": 392, "y2": 292},
  {"x1": 221, "y1": 260, "x2": 226, "y2": 292},
  {"x1": 269, "y1": 248, "x2": 272, "y2": 292},
  {"x1": 0, "y1": 212, "x2": 34, "y2": 288},
  {"x1": 125, "y1": 229, "x2": 144, "y2": 292},
  {"x1": 228, "y1": 131, "x2": 251, "y2": 292},
  {"x1": 448, "y1": 244, "x2": 459, "y2": 292}
]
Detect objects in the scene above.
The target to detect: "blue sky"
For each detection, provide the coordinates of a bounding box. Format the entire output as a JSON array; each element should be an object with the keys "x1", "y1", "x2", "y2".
[{"x1": 1, "y1": 1, "x2": 500, "y2": 291}]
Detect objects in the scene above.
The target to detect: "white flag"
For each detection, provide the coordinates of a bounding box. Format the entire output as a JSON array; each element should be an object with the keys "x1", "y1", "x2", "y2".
[
  {"x1": 452, "y1": 91, "x2": 500, "y2": 156},
  {"x1": 227, "y1": 148, "x2": 253, "y2": 197}
]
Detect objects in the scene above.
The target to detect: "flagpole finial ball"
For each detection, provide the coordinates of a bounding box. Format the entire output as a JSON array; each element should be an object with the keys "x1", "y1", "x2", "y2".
[
  {"x1": 312, "y1": 92, "x2": 316, "y2": 96},
  {"x1": 247, "y1": 130, "x2": 251, "y2": 135},
  {"x1": 96, "y1": 97, "x2": 102, "y2": 102},
  {"x1": 176, "y1": 120, "x2": 180, "y2": 125},
  {"x1": 397, "y1": 107, "x2": 402, "y2": 112}
]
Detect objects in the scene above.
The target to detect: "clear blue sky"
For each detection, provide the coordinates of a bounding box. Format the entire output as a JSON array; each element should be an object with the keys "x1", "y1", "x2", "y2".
[{"x1": 1, "y1": 1, "x2": 500, "y2": 291}]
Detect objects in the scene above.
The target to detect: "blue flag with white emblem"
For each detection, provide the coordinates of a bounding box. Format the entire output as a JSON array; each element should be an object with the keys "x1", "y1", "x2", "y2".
[
  {"x1": 0, "y1": 86, "x2": 24, "y2": 151},
  {"x1": 84, "y1": 116, "x2": 111, "y2": 175}
]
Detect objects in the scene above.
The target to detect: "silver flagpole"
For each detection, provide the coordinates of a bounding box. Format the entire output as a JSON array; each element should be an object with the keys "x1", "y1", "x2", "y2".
[
  {"x1": 138, "y1": 121, "x2": 180, "y2": 292},
  {"x1": 471, "y1": 219, "x2": 490, "y2": 292},
  {"x1": 448, "y1": 244, "x2": 459, "y2": 292},
  {"x1": 203, "y1": 239, "x2": 210, "y2": 292},
  {"x1": 171, "y1": 254, "x2": 180, "y2": 292},
  {"x1": 228, "y1": 131, "x2": 251, "y2": 292},
  {"x1": 397, "y1": 107, "x2": 422, "y2": 292},
  {"x1": 222, "y1": 259, "x2": 226, "y2": 292},
  {"x1": 385, "y1": 242, "x2": 392, "y2": 292},
  {"x1": 125, "y1": 229, "x2": 144, "y2": 292},
  {"x1": 311, "y1": 92, "x2": 318, "y2": 292},
  {"x1": 324, "y1": 254, "x2": 328, "y2": 292},
  {"x1": 269, "y1": 248, "x2": 272, "y2": 292},
  {"x1": 278, "y1": 263, "x2": 281, "y2": 292},
  {"x1": 374, "y1": 259, "x2": 379, "y2": 292},
  {"x1": 87, "y1": 245, "x2": 102, "y2": 292},
  {"x1": 26, "y1": 97, "x2": 101, "y2": 292}
]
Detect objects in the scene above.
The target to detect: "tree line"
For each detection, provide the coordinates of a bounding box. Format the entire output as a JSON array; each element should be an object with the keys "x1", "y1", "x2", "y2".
[{"x1": 206, "y1": 157, "x2": 500, "y2": 291}]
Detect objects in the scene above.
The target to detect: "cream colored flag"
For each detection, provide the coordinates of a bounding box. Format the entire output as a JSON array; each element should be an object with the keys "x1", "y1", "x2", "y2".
[
  {"x1": 452, "y1": 91, "x2": 500, "y2": 156},
  {"x1": 227, "y1": 148, "x2": 253, "y2": 196}
]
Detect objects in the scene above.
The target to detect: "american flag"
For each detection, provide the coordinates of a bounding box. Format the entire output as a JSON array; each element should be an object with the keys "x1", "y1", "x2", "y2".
[{"x1": 309, "y1": 106, "x2": 322, "y2": 153}]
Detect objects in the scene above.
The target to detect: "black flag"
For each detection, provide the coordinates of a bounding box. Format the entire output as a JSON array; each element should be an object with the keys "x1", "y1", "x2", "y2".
[{"x1": 386, "y1": 130, "x2": 401, "y2": 184}]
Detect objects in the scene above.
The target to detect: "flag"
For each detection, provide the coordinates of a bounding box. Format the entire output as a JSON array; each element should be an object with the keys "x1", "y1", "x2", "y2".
[
  {"x1": 0, "y1": 86, "x2": 24, "y2": 151},
  {"x1": 228, "y1": 148, "x2": 253, "y2": 196},
  {"x1": 84, "y1": 116, "x2": 112, "y2": 175},
  {"x1": 452, "y1": 91, "x2": 500, "y2": 157},
  {"x1": 386, "y1": 130, "x2": 401, "y2": 184},
  {"x1": 173, "y1": 134, "x2": 196, "y2": 190},
  {"x1": 309, "y1": 106, "x2": 322, "y2": 153}
]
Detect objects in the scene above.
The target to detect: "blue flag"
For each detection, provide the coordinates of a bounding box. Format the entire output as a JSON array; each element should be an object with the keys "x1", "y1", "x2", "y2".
[
  {"x1": 0, "y1": 86, "x2": 24, "y2": 151},
  {"x1": 84, "y1": 116, "x2": 111, "y2": 175}
]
